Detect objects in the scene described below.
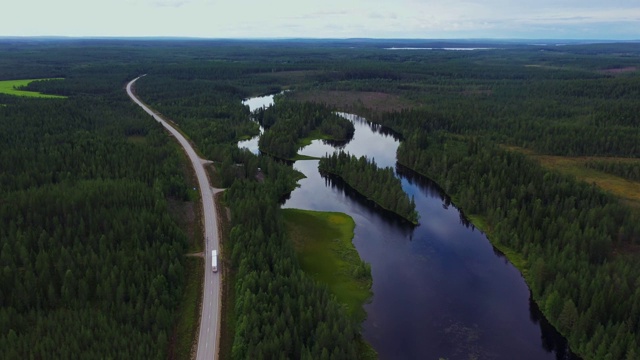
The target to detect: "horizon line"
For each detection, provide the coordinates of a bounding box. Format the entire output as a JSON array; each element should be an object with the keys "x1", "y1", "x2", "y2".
[{"x1": 1, "y1": 35, "x2": 639, "y2": 43}]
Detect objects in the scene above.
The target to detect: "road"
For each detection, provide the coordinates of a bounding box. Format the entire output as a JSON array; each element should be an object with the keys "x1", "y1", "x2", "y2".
[{"x1": 126, "y1": 75, "x2": 220, "y2": 360}]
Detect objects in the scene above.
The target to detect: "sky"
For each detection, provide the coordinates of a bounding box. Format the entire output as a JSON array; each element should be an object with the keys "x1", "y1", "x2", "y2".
[{"x1": 3, "y1": 0, "x2": 640, "y2": 39}]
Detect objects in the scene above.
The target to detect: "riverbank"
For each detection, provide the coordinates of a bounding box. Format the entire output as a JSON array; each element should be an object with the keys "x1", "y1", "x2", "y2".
[
  {"x1": 282, "y1": 208, "x2": 376, "y2": 359},
  {"x1": 397, "y1": 159, "x2": 583, "y2": 358},
  {"x1": 282, "y1": 209, "x2": 372, "y2": 320},
  {"x1": 318, "y1": 151, "x2": 418, "y2": 225}
]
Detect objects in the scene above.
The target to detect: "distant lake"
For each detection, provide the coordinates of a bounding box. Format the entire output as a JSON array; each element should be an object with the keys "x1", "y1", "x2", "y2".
[{"x1": 385, "y1": 47, "x2": 496, "y2": 51}]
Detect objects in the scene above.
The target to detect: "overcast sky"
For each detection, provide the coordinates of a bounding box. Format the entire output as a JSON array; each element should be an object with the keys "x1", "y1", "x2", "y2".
[{"x1": 4, "y1": 0, "x2": 639, "y2": 39}]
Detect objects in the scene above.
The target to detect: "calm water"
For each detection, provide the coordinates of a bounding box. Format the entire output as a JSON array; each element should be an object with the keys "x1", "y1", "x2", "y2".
[
  {"x1": 238, "y1": 93, "x2": 274, "y2": 154},
  {"x1": 240, "y1": 99, "x2": 578, "y2": 360}
]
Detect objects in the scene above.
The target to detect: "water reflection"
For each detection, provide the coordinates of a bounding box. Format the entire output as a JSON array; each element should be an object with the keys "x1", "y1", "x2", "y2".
[
  {"x1": 322, "y1": 172, "x2": 416, "y2": 236},
  {"x1": 242, "y1": 93, "x2": 580, "y2": 360},
  {"x1": 396, "y1": 163, "x2": 474, "y2": 230},
  {"x1": 529, "y1": 296, "x2": 576, "y2": 360},
  {"x1": 238, "y1": 93, "x2": 277, "y2": 154}
]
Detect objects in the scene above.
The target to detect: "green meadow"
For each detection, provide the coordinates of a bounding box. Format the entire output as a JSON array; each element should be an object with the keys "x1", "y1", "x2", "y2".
[
  {"x1": 282, "y1": 208, "x2": 372, "y2": 321},
  {"x1": 0, "y1": 78, "x2": 66, "y2": 98}
]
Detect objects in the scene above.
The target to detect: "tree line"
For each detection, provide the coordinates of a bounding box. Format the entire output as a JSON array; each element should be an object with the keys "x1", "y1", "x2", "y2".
[
  {"x1": 397, "y1": 133, "x2": 640, "y2": 359},
  {"x1": 319, "y1": 151, "x2": 419, "y2": 224},
  {"x1": 584, "y1": 160, "x2": 640, "y2": 182},
  {"x1": 258, "y1": 100, "x2": 355, "y2": 159},
  {"x1": 134, "y1": 63, "x2": 369, "y2": 358}
]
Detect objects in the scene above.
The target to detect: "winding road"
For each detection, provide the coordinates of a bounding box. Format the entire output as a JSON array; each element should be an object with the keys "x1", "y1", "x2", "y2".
[{"x1": 126, "y1": 75, "x2": 221, "y2": 360}]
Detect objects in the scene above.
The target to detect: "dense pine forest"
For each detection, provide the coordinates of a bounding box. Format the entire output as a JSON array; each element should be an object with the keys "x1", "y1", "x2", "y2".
[
  {"x1": 2, "y1": 38, "x2": 640, "y2": 359},
  {"x1": 0, "y1": 64, "x2": 189, "y2": 357},
  {"x1": 129, "y1": 53, "x2": 370, "y2": 358},
  {"x1": 319, "y1": 151, "x2": 418, "y2": 224},
  {"x1": 396, "y1": 134, "x2": 640, "y2": 358},
  {"x1": 257, "y1": 100, "x2": 355, "y2": 159}
]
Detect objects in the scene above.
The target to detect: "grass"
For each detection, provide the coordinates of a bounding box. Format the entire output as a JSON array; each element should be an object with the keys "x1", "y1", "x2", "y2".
[
  {"x1": 505, "y1": 146, "x2": 640, "y2": 209},
  {"x1": 0, "y1": 78, "x2": 66, "y2": 98},
  {"x1": 293, "y1": 153, "x2": 321, "y2": 161},
  {"x1": 283, "y1": 208, "x2": 377, "y2": 359},
  {"x1": 298, "y1": 129, "x2": 334, "y2": 147},
  {"x1": 282, "y1": 208, "x2": 372, "y2": 322}
]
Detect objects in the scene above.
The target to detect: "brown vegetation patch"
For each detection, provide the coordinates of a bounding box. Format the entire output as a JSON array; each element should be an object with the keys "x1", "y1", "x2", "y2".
[
  {"x1": 255, "y1": 70, "x2": 323, "y2": 87},
  {"x1": 600, "y1": 66, "x2": 637, "y2": 75},
  {"x1": 289, "y1": 90, "x2": 414, "y2": 113},
  {"x1": 504, "y1": 146, "x2": 640, "y2": 209}
]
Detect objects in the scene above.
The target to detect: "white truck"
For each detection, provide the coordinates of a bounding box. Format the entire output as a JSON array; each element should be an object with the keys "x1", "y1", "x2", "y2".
[{"x1": 212, "y1": 250, "x2": 218, "y2": 272}]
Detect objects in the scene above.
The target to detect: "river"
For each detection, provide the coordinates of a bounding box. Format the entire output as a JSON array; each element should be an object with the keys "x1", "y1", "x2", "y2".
[{"x1": 240, "y1": 95, "x2": 578, "y2": 360}]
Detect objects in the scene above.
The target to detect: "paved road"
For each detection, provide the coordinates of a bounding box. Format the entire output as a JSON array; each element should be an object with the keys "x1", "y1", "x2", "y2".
[{"x1": 126, "y1": 76, "x2": 220, "y2": 360}]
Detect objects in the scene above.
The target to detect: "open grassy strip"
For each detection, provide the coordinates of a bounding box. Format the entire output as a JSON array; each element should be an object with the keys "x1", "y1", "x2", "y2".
[
  {"x1": 298, "y1": 129, "x2": 335, "y2": 147},
  {"x1": 282, "y1": 209, "x2": 372, "y2": 321},
  {"x1": 506, "y1": 146, "x2": 640, "y2": 209},
  {"x1": 215, "y1": 192, "x2": 235, "y2": 360},
  {"x1": 282, "y1": 209, "x2": 377, "y2": 359},
  {"x1": 0, "y1": 78, "x2": 66, "y2": 98}
]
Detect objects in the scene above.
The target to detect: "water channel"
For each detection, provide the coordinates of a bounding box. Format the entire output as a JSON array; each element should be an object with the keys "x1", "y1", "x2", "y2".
[{"x1": 240, "y1": 95, "x2": 578, "y2": 360}]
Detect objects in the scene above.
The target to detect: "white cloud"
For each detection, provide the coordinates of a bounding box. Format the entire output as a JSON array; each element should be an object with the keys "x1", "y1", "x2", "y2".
[{"x1": 1, "y1": 0, "x2": 639, "y2": 38}]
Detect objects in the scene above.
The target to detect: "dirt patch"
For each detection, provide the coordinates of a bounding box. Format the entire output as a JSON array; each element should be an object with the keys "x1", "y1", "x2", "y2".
[
  {"x1": 289, "y1": 90, "x2": 414, "y2": 113},
  {"x1": 600, "y1": 66, "x2": 637, "y2": 75}
]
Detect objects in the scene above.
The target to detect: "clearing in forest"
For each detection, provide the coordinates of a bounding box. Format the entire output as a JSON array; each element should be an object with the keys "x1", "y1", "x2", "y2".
[
  {"x1": 0, "y1": 78, "x2": 66, "y2": 98},
  {"x1": 507, "y1": 146, "x2": 640, "y2": 209}
]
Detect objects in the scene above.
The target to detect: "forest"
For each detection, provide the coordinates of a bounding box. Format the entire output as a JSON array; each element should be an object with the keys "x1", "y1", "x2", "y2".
[
  {"x1": 257, "y1": 100, "x2": 355, "y2": 159},
  {"x1": 396, "y1": 133, "x2": 640, "y2": 359},
  {"x1": 584, "y1": 160, "x2": 640, "y2": 182},
  {"x1": 319, "y1": 151, "x2": 419, "y2": 224},
  {"x1": 2, "y1": 38, "x2": 640, "y2": 359},
  {"x1": 0, "y1": 67, "x2": 189, "y2": 357}
]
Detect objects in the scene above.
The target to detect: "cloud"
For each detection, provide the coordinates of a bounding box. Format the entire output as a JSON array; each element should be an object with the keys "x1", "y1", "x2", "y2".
[
  {"x1": 1, "y1": 0, "x2": 639, "y2": 38},
  {"x1": 152, "y1": 0, "x2": 191, "y2": 8}
]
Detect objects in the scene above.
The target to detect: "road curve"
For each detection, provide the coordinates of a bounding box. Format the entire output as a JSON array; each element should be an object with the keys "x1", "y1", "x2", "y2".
[{"x1": 126, "y1": 76, "x2": 220, "y2": 360}]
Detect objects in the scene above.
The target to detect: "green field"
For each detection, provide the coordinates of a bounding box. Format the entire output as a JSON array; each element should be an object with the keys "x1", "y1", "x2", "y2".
[
  {"x1": 282, "y1": 208, "x2": 372, "y2": 321},
  {"x1": 0, "y1": 78, "x2": 66, "y2": 98}
]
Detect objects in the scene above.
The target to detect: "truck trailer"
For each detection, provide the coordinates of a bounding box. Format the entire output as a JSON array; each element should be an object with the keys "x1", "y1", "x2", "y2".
[{"x1": 212, "y1": 250, "x2": 218, "y2": 272}]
